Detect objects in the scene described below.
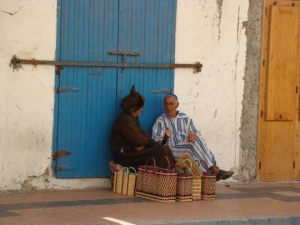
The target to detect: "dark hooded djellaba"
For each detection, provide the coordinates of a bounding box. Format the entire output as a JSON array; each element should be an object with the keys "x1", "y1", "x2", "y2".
[{"x1": 110, "y1": 85, "x2": 175, "y2": 169}]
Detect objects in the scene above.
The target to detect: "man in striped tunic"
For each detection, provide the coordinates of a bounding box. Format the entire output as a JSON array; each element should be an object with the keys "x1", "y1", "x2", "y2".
[{"x1": 151, "y1": 93, "x2": 234, "y2": 181}]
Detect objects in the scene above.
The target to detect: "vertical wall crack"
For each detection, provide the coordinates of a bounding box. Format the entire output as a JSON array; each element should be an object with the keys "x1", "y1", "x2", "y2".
[{"x1": 216, "y1": 0, "x2": 224, "y2": 42}]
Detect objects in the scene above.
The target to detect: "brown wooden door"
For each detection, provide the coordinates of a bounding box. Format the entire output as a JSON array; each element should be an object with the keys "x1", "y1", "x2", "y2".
[{"x1": 258, "y1": 0, "x2": 300, "y2": 181}]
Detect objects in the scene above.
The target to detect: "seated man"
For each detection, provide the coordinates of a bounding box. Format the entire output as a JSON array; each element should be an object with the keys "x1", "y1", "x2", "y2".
[
  {"x1": 109, "y1": 85, "x2": 175, "y2": 172},
  {"x1": 151, "y1": 93, "x2": 234, "y2": 181}
]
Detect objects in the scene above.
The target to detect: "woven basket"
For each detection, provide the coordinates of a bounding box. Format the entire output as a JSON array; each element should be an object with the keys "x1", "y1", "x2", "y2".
[
  {"x1": 123, "y1": 167, "x2": 137, "y2": 196},
  {"x1": 176, "y1": 172, "x2": 193, "y2": 202},
  {"x1": 176, "y1": 154, "x2": 203, "y2": 201},
  {"x1": 136, "y1": 157, "x2": 177, "y2": 203},
  {"x1": 113, "y1": 167, "x2": 137, "y2": 196},
  {"x1": 113, "y1": 167, "x2": 128, "y2": 194},
  {"x1": 191, "y1": 158, "x2": 203, "y2": 201},
  {"x1": 136, "y1": 158, "x2": 156, "y2": 195},
  {"x1": 136, "y1": 165, "x2": 145, "y2": 193},
  {"x1": 201, "y1": 172, "x2": 216, "y2": 200},
  {"x1": 192, "y1": 176, "x2": 202, "y2": 201}
]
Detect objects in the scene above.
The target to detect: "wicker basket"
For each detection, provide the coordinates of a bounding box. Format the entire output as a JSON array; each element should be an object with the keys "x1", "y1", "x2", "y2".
[
  {"x1": 123, "y1": 167, "x2": 137, "y2": 196},
  {"x1": 176, "y1": 172, "x2": 193, "y2": 202},
  {"x1": 192, "y1": 176, "x2": 202, "y2": 201},
  {"x1": 113, "y1": 167, "x2": 127, "y2": 194},
  {"x1": 136, "y1": 157, "x2": 177, "y2": 203},
  {"x1": 113, "y1": 167, "x2": 137, "y2": 196},
  {"x1": 191, "y1": 158, "x2": 203, "y2": 201},
  {"x1": 201, "y1": 172, "x2": 216, "y2": 200}
]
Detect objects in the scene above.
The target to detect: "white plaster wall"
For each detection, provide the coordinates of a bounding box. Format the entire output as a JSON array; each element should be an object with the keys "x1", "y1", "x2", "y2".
[
  {"x1": 0, "y1": 0, "x2": 249, "y2": 190},
  {"x1": 0, "y1": 0, "x2": 110, "y2": 190},
  {"x1": 175, "y1": 0, "x2": 248, "y2": 173}
]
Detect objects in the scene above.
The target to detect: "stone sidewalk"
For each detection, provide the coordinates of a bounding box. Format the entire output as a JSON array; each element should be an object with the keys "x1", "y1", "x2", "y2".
[{"x1": 0, "y1": 181, "x2": 300, "y2": 225}]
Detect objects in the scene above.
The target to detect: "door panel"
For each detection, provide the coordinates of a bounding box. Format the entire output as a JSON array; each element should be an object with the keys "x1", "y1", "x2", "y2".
[
  {"x1": 57, "y1": 67, "x2": 89, "y2": 177},
  {"x1": 258, "y1": 122, "x2": 295, "y2": 180},
  {"x1": 258, "y1": 0, "x2": 300, "y2": 181},
  {"x1": 54, "y1": 0, "x2": 176, "y2": 178},
  {"x1": 265, "y1": 5, "x2": 299, "y2": 121},
  {"x1": 117, "y1": 0, "x2": 176, "y2": 133}
]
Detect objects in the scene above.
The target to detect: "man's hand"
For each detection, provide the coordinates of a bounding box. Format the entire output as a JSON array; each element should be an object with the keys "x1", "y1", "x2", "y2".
[
  {"x1": 165, "y1": 127, "x2": 171, "y2": 138},
  {"x1": 135, "y1": 146, "x2": 145, "y2": 151},
  {"x1": 162, "y1": 127, "x2": 171, "y2": 145},
  {"x1": 187, "y1": 132, "x2": 197, "y2": 142}
]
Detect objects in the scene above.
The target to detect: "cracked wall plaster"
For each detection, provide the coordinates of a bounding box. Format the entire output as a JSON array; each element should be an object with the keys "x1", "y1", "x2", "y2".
[
  {"x1": 0, "y1": 6, "x2": 23, "y2": 16},
  {"x1": 240, "y1": 0, "x2": 263, "y2": 181}
]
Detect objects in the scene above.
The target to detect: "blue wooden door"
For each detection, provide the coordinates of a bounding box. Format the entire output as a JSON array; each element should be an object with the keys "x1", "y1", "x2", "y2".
[{"x1": 54, "y1": 0, "x2": 176, "y2": 178}]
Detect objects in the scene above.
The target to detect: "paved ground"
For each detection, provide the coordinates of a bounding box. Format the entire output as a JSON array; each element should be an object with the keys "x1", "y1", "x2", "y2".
[{"x1": 0, "y1": 181, "x2": 300, "y2": 225}]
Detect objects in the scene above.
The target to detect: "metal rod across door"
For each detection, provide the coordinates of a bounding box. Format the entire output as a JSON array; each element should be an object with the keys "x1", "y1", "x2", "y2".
[{"x1": 9, "y1": 55, "x2": 203, "y2": 74}]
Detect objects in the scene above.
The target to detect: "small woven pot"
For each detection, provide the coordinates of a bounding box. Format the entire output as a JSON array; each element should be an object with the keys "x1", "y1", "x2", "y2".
[
  {"x1": 201, "y1": 172, "x2": 216, "y2": 200},
  {"x1": 176, "y1": 173, "x2": 193, "y2": 202}
]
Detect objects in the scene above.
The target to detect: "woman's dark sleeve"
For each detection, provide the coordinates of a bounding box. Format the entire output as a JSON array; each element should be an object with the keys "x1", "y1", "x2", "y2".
[{"x1": 116, "y1": 115, "x2": 150, "y2": 147}]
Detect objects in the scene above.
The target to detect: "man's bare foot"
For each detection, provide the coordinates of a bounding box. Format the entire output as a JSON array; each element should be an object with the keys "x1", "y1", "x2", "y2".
[{"x1": 109, "y1": 161, "x2": 124, "y2": 173}]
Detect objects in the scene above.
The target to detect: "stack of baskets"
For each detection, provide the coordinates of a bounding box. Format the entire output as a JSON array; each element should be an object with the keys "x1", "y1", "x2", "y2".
[{"x1": 175, "y1": 154, "x2": 203, "y2": 201}]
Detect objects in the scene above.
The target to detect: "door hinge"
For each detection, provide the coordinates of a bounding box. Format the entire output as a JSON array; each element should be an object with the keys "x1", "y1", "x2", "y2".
[
  {"x1": 261, "y1": 110, "x2": 263, "y2": 118},
  {"x1": 259, "y1": 162, "x2": 261, "y2": 170},
  {"x1": 296, "y1": 86, "x2": 298, "y2": 94},
  {"x1": 265, "y1": 8, "x2": 268, "y2": 16},
  {"x1": 293, "y1": 161, "x2": 296, "y2": 169},
  {"x1": 56, "y1": 87, "x2": 79, "y2": 93},
  {"x1": 262, "y1": 59, "x2": 265, "y2": 67},
  {"x1": 54, "y1": 166, "x2": 75, "y2": 172},
  {"x1": 53, "y1": 150, "x2": 71, "y2": 160},
  {"x1": 55, "y1": 65, "x2": 63, "y2": 75}
]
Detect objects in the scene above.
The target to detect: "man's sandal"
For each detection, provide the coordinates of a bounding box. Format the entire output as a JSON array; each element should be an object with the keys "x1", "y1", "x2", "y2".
[{"x1": 216, "y1": 170, "x2": 234, "y2": 181}]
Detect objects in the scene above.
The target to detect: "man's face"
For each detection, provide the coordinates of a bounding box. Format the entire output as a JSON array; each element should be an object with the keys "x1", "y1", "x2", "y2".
[
  {"x1": 133, "y1": 107, "x2": 143, "y2": 117},
  {"x1": 164, "y1": 96, "x2": 179, "y2": 117}
]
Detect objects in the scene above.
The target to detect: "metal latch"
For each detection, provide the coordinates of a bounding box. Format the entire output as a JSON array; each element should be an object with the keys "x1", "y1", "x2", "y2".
[
  {"x1": 108, "y1": 51, "x2": 140, "y2": 73},
  {"x1": 56, "y1": 87, "x2": 79, "y2": 93}
]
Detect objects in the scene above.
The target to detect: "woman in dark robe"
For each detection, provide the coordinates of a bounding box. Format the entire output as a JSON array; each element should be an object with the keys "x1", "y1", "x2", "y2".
[{"x1": 110, "y1": 85, "x2": 175, "y2": 170}]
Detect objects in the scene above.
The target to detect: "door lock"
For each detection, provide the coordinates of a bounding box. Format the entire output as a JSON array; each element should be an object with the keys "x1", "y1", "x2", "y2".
[{"x1": 108, "y1": 51, "x2": 140, "y2": 72}]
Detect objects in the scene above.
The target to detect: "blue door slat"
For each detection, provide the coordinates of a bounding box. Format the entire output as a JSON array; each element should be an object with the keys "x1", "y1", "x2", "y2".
[
  {"x1": 85, "y1": 0, "x2": 119, "y2": 177},
  {"x1": 118, "y1": 0, "x2": 176, "y2": 133},
  {"x1": 54, "y1": 0, "x2": 177, "y2": 178}
]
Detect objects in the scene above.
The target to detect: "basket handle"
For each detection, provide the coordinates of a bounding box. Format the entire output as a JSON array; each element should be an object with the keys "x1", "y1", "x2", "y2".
[
  {"x1": 119, "y1": 167, "x2": 129, "y2": 174},
  {"x1": 145, "y1": 157, "x2": 156, "y2": 171},
  {"x1": 128, "y1": 167, "x2": 137, "y2": 175},
  {"x1": 194, "y1": 157, "x2": 214, "y2": 175},
  {"x1": 182, "y1": 158, "x2": 193, "y2": 173},
  {"x1": 163, "y1": 156, "x2": 172, "y2": 169},
  {"x1": 193, "y1": 158, "x2": 200, "y2": 166}
]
